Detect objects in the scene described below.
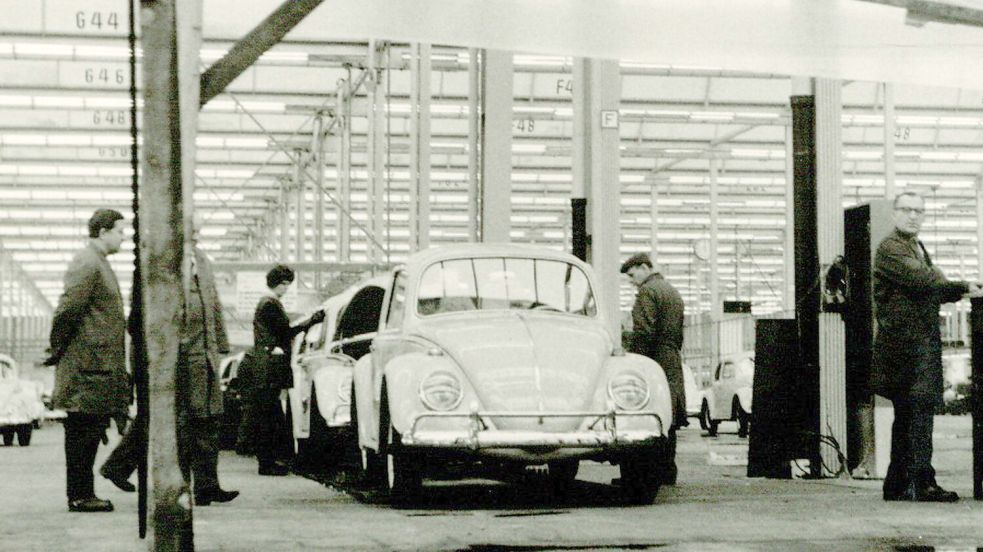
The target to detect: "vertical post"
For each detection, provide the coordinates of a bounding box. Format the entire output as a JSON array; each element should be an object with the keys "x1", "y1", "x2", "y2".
[
  {"x1": 467, "y1": 48, "x2": 480, "y2": 242},
  {"x1": 649, "y1": 177, "x2": 659, "y2": 258},
  {"x1": 572, "y1": 57, "x2": 621, "y2": 338},
  {"x1": 313, "y1": 115, "x2": 325, "y2": 289},
  {"x1": 883, "y1": 83, "x2": 896, "y2": 199},
  {"x1": 971, "y1": 297, "x2": 983, "y2": 499},
  {"x1": 784, "y1": 124, "x2": 795, "y2": 313},
  {"x1": 367, "y1": 41, "x2": 386, "y2": 261},
  {"x1": 139, "y1": 0, "x2": 198, "y2": 548},
  {"x1": 337, "y1": 77, "x2": 352, "y2": 261},
  {"x1": 815, "y1": 78, "x2": 847, "y2": 476},
  {"x1": 295, "y1": 151, "x2": 306, "y2": 265},
  {"x1": 480, "y1": 50, "x2": 513, "y2": 243},
  {"x1": 409, "y1": 44, "x2": 431, "y2": 251},
  {"x1": 709, "y1": 158, "x2": 721, "y2": 321}
]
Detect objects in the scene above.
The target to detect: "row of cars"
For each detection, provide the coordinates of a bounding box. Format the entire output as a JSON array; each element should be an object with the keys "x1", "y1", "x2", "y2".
[
  {"x1": 225, "y1": 244, "x2": 676, "y2": 504},
  {"x1": 683, "y1": 353, "x2": 755, "y2": 438}
]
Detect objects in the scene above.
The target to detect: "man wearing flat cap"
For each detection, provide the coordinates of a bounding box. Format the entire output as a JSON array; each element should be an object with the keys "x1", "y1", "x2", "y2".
[{"x1": 621, "y1": 252, "x2": 685, "y2": 484}]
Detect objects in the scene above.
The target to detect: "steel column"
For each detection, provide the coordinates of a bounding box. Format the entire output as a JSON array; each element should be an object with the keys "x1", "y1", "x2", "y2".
[
  {"x1": 313, "y1": 114, "x2": 325, "y2": 289},
  {"x1": 409, "y1": 43, "x2": 432, "y2": 251},
  {"x1": 883, "y1": 83, "x2": 896, "y2": 199},
  {"x1": 816, "y1": 78, "x2": 848, "y2": 477},
  {"x1": 294, "y1": 151, "x2": 305, "y2": 263},
  {"x1": 338, "y1": 76, "x2": 352, "y2": 261},
  {"x1": 467, "y1": 48, "x2": 480, "y2": 242},
  {"x1": 784, "y1": 124, "x2": 795, "y2": 312},
  {"x1": 709, "y1": 158, "x2": 721, "y2": 320},
  {"x1": 367, "y1": 41, "x2": 386, "y2": 260},
  {"x1": 479, "y1": 50, "x2": 513, "y2": 243}
]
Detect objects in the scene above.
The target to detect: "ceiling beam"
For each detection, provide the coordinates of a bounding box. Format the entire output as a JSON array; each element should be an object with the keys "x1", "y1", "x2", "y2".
[{"x1": 199, "y1": 0, "x2": 325, "y2": 106}]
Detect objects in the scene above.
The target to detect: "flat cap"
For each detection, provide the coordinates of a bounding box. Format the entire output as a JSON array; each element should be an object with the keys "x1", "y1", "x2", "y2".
[{"x1": 620, "y1": 252, "x2": 652, "y2": 274}]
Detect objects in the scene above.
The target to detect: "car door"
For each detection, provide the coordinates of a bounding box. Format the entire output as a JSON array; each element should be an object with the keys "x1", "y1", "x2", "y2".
[
  {"x1": 355, "y1": 271, "x2": 402, "y2": 451},
  {"x1": 715, "y1": 361, "x2": 736, "y2": 416}
]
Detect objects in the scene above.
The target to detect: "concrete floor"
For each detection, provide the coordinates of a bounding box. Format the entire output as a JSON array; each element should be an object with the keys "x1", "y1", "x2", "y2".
[{"x1": 1, "y1": 416, "x2": 981, "y2": 551}]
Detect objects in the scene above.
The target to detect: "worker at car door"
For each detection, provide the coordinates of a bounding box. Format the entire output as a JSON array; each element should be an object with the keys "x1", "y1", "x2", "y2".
[{"x1": 621, "y1": 252, "x2": 686, "y2": 484}]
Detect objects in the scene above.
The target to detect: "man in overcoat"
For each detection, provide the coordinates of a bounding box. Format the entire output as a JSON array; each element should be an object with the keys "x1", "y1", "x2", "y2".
[
  {"x1": 47, "y1": 209, "x2": 129, "y2": 512},
  {"x1": 871, "y1": 191, "x2": 978, "y2": 502},
  {"x1": 100, "y1": 215, "x2": 238, "y2": 505},
  {"x1": 621, "y1": 252, "x2": 686, "y2": 485}
]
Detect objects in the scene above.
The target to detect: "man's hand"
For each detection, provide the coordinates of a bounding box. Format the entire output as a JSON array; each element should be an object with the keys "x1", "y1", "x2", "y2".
[
  {"x1": 112, "y1": 413, "x2": 129, "y2": 436},
  {"x1": 310, "y1": 310, "x2": 326, "y2": 325}
]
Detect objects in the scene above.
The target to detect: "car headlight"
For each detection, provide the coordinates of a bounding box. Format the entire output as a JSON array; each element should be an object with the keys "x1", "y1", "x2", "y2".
[
  {"x1": 338, "y1": 376, "x2": 352, "y2": 404},
  {"x1": 419, "y1": 370, "x2": 463, "y2": 411},
  {"x1": 607, "y1": 371, "x2": 650, "y2": 410}
]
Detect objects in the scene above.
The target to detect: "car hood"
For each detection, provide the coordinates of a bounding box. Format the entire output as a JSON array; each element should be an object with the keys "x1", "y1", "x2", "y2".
[{"x1": 414, "y1": 311, "x2": 612, "y2": 431}]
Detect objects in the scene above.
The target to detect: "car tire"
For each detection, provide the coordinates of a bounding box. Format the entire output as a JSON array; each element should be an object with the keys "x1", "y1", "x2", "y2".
[
  {"x1": 736, "y1": 401, "x2": 750, "y2": 439},
  {"x1": 548, "y1": 459, "x2": 579, "y2": 494},
  {"x1": 702, "y1": 401, "x2": 719, "y2": 437},
  {"x1": 1, "y1": 429, "x2": 13, "y2": 446},
  {"x1": 618, "y1": 451, "x2": 659, "y2": 505},
  {"x1": 16, "y1": 424, "x2": 31, "y2": 446},
  {"x1": 379, "y1": 386, "x2": 422, "y2": 504}
]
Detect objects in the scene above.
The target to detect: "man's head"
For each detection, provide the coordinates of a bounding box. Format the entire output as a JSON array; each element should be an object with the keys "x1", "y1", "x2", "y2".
[
  {"x1": 620, "y1": 252, "x2": 654, "y2": 288},
  {"x1": 892, "y1": 192, "x2": 925, "y2": 237},
  {"x1": 88, "y1": 209, "x2": 125, "y2": 254},
  {"x1": 266, "y1": 264, "x2": 295, "y2": 297}
]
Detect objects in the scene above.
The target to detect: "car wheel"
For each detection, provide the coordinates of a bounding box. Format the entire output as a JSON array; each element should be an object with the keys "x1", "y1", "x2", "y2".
[
  {"x1": 618, "y1": 451, "x2": 660, "y2": 505},
  {"x1": 16, "y1": 424, "x2": 32, "y2": 446},
  {"x1": 379, "y1": 388, "x2": 422, "y2": 503},
  {"x1": 548, "y1": 460, "x2": 579, "y2": 494},
  {"x1": 698, "y1": 401, "x2": 709, "y2": 431},
  {"x1": 2, "y1": 429, "x2": 14, "y2": 446},
  {"x1": 736, "y1": 401, "x2": 750, "y2": 439},
  {"x1": 702, "y1": 401, "x2": 719, "y2": 437}
]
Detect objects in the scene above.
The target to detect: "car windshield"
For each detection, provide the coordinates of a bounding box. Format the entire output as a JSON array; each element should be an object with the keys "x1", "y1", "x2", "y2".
[{"x1": 417, "y1": 257, "x2": 597, "y2": 317}]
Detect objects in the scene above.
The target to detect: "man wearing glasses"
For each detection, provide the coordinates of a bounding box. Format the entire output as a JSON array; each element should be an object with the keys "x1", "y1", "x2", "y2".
[{"x1": 871, "y1": 191, "x2": 979, "y2": 502}]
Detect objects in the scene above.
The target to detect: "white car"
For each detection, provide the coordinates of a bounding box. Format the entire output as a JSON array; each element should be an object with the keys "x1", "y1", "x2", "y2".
[
  {"x1": 351, "y1": 244, "x2": 673, "y2": 504},
  {"x1": 0, "y1": 354, "x2": 44, "y2": 446},
  {"x1": 682, "y1": 363, "x2": 703, "y2": 422},
  {"x1": 291, "y1": 276, "x2": 390, "y2": 472},
  {"x1": 700, "y1": 352, "x2": 754, "y2": 437}
]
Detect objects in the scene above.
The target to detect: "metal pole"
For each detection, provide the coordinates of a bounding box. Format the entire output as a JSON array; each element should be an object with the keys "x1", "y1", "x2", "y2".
[
  {"x1": 709, "y1": 158, "x2": 721, "y2": 321},
  {"x1": 280, "y1": 181, "x2": 289, "y2": 261},
  {"x1": 314, "y1": 114, "x2": 325, "y2": 290},
  {"x1": 650, "y1": 177, "x2": 659, "y2": 258},
  {"x1": 971, "y1": 297, "x2": 983, "y2": 499},
  {"x1": 339, "y1": 73, "x2": 352, "y2": 261},
  {"x1": 295, "y1": 149, "x2": 305, "y2": 263},
  {"x1": 467, "y1": 48, "x2": 480, "y2": 242},
  {"x1": 367, "y1": 41, "x2": 386, "y2": 261}
]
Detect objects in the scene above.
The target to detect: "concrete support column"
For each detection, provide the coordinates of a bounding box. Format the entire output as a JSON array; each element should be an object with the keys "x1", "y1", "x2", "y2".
[
  {"x1": 572, "y1": 58, "x2": 622, "y2": 338},
  {"x1": 479, "y1": 50, "x2": 513, "y2": 243},
  {"x1": 409, "y1": 43, "x2": 432, "y2": 252},
  {"x1": 815, "y1": 78, "x2": 848, "y2": 475},
  {"x1": 467, "y1": 48, "x2": 480, "y2": 242},
  {"x1": 367, "y1": 41, "x2": 386, "y2": 261}
]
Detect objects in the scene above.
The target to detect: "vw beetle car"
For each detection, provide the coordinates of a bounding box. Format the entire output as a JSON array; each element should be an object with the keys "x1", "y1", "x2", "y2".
[
  {"x1": 700, "y1": 351, "x2": 754, "y2": 437},
  {"x1": 0, "y1": 354, "x2": 44, "y2": 446},
  {"x1": 291, "y1": 276, "x2": 388, "y2": 472},
  {"x1": 351, "y1": 245, "x2": 673, "y2": 504}
]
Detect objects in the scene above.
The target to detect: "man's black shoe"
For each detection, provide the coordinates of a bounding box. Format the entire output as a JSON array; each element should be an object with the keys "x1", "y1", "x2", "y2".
[
  {"x1": 195, "y1": 488, "x2": 239, "y2": 506},
  {"x1": 258, "y1": 464, "x2": 290, "y2": 476},
  {"x1": 68, "y1": 497, "x2": 114, "y2": 512},
  {"x1": 902, "y1": 483, "x2": 959, "y2": 502},
  {"x1": 100, "y1": 468, "x2": 136, "y2": 493}
]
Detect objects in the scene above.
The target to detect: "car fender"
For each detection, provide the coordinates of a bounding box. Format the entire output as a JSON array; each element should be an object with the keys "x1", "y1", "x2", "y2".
[
  {"x1": 736, "y1": 386, "x2": 753, "y2": 413},
  {"x1": 353, "y1": 354, "x2": 378, "y2": 451},
  {"x1": 310, "y1": 356, "x2": 354, "y2": 428},
  {"x1": 383, "y1": 352, "x2": 474, "y2": 437},
  {"x1": 596, "y1": 353, "x2": 673, "y2": 435},
  {"x1": 703, "y1": 387, "x2": 719, "y2": 420}
]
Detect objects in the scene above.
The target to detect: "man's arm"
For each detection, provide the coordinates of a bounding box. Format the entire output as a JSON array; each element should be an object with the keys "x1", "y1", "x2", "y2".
[
  {"x1": 631, "y1": 287, "x2": 662, "y2": 356},
  {"x1": 875, "y1": 238, "x2": 968, "y2": 297},
  {"x1": 47, "y1": 255, "x2": 97, "y2": 364}
]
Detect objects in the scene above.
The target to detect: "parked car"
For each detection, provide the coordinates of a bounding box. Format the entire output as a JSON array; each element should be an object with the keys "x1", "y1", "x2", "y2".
[
  {"x1": 291, "y1": 276, "x2": 389, "y2": 473},
  {"x1": 700, "y1": 351, "x2": 754, "y2": 437},
  {"x1": 218, "y1": 351, "x2": 246, "y2": 450},
  {"x1": 351, "y1": 244, "x2": 673, "y2": 504},
  {"x1": 0, "y1": 354, "x2": 44, "y2": 446},
  {"x1": 682, "y1": 363, "x2": 703, "y2": 423}
]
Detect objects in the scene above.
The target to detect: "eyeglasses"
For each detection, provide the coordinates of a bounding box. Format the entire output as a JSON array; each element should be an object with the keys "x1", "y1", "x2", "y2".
[{"x1": 895, "y1": 206, "x2": 925, "y2": 216}]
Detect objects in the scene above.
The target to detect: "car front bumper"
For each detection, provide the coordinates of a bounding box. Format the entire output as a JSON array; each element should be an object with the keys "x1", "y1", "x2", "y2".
[{"x1": 400, "y1": 409, "x2": 664, "y2": 451}]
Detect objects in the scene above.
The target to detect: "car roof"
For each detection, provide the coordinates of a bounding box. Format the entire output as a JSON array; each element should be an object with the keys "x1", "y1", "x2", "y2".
[{"x1": 400, "y1": 244, "x2": 588, "y2": 272}]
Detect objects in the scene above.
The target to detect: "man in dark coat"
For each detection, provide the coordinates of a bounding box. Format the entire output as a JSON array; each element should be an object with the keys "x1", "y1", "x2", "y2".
[
  {"x1": 246, "y1": 264, "x2": 323, "y2": 475},
  {"x1": 47, "y1": 209, "x2": 129, "y2": 513},
  {"x1": 100, "y1": 217, "x2": 239, "y2": 505},
  {"x1": 621, "y1": 252, "x2": 686, "y2": 485},
  {"x1": 871, "y1": 191, "x2": 978, "y2": 502}
]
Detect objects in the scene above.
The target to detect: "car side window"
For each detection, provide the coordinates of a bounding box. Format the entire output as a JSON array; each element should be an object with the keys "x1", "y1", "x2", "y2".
[
  {"x1": 386, "y1": 272, "x2": 407, "y2": 329},
  {"x1": 722, "y1": 362, "x2": 735, "y2": 380}
]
